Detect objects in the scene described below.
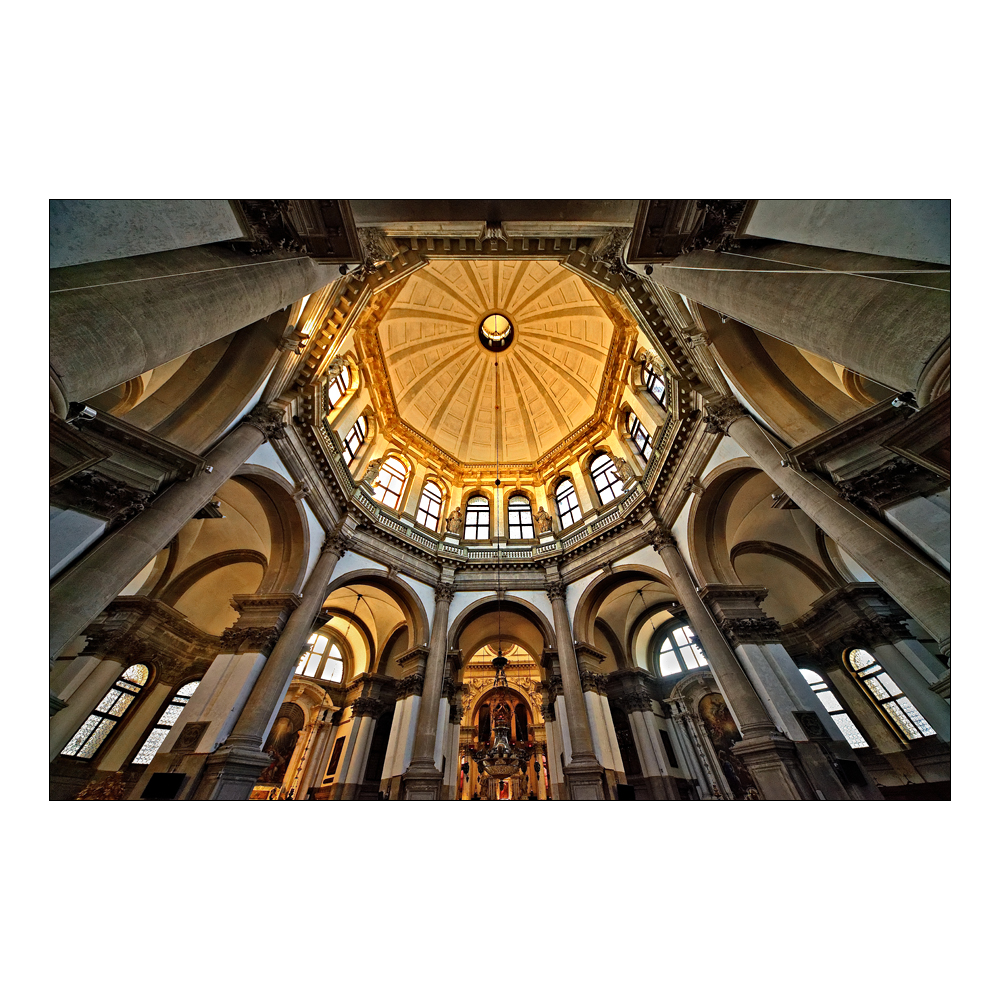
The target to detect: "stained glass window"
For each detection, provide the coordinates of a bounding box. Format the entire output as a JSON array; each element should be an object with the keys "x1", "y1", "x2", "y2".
[
  {"x1": 416, "y1": 481, "x2": 443, "y2": 531},
  {"x1": 132, "y1": 681, "x2": 201, "y2": 764},
  {"x1": 296, "y1": 631, "x2": 344, "y2": 683},
  {"x1": 591, "y1": 453, "x2": 625, "y2": 506},
  {"x1": 342, "y1": 415, "x2": 367, "y2": 464},
  {"x1": 554, "y1": 478, "x2": 582, "y2": 529},
  {"x1": 799, "y1": 668, "x2": 868, "y2": 748},
  {"x1": 508, "y1": 495, "x2": 534, "y2": 539},
  {"x1": 657, "y1": 625, "x2": 708, "y2": 677},
  {"x1": 465, "y1": 496, "x2": 490, "y2": 540},
  {"x1": 327, "y1": 367, "x2": 351, "y2": 408},
  {"x1": 372, "y1": 456, "x2": 408, "y2": 510},
  {"x1": 847, "y1": 648, "x2": 935, "y2": 740},
  {"x1": 61, "y1": 663, "x2": 150, "y2": 759},
  {"x1": 626, "y1": 412, "x2": 653, "y2": 462}
]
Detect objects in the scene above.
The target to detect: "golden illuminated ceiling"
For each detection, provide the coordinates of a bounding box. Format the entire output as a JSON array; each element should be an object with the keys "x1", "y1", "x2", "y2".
[{"x1": 377, "y1": 259, "x2": 616, "y2": 463}]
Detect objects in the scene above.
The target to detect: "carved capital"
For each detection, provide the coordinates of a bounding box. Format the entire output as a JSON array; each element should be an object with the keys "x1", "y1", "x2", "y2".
[
  {"x1": 51, "y1": 470, "x2": 152, "y2": 529},
  {"x1": 351, "y1": 696, "x2": 384, "y2": 718},
  {"x1": 842, "y1": 616, "x2": 909, "y2": 650},
  {"x1": 219, "y1": 625, "x2": 282, "y2": 655},
  {"x1": 395, "y1": 672, "x2": 425, "y2": 700},
  {"x1": 357, "y1": 227, "x2": 399, "y2": 272},
  {"x1": 587, "y1": 227, "x2": 632, "y2": 273},
  {"x1": 619, "y1": 691, "x2": 652, "y2": 714},
  {"x1": 702, "y1": 397, "x2": 747, "y2": 436},
  {"x1": 579, "y1": 670, "x2": 607, "y2": 695},
  {"x1": 434, "y1": 583, "x2": 456, "y2": 605},
  {"x1": 835, "y1": 458, "x2": 945, "y2": 515},
  {"x1": 682, "y1": 476, "x2": 705, "y2": 497},
  {"x1": 718, "y1": 616, "x2": 785, "y2": 646},
  {"x1": 540, "y1": 701, "x2": 556, "y2": 722},
  {"x1": 545, "y1": 582, "x2": 567, "y2": 604},
  {"x1": 83, "y1": 630, "x2": 152, "y2": 666},
  {"x1": 321, "y1": 535, "x2": 350, "y2": 560},
  {"x1": 646, "y1": 523, "x2": 677, "y2": 552},
  {"x1": 243, "y1": 402, "x2": 286, "y2": 440}
]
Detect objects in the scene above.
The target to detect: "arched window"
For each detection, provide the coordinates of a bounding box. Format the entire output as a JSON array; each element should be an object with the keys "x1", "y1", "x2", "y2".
[
  {"x1": 644, "y1": 362, "x2": 667, "y2": 407},
  {"x1": 465, "y1": 496, "x2": 490, "y2": 540},
  {"x1": 327, "y1": 366, "x2": 351, "y2": 408},
  {"x1": 416, "y1": 481, "x2": 443, "y2": 531},
  {"x1": 132, "y1": 680, "x2": 201, "y2": 764},
  {"x1": 554, "y1": 477, "x2": 582, "y2": 529},
  {"x1": 342, "y1": 415, "x2": 367, "y2": 464},
  {"x1": 60, "y1": 663, "x2": 150, "y2": 759},
  {"x1": 626, "y1": 412, "x2": 653, "y2": 462},
  {"x1": 508, "y1": 495, "x2": 534, "y2": 539},
  {"x1": 297, "y1": 632, "x2": 345, "y2": 682},
  {"x1": 799, "y1": 669, "x2": 868, "y2": 749},
  {"x1": 847, "y1": 648, "x2": 935, "y2": 740},
  {"x1": 372, "y1": 455, "x2": 408, "y2": 510},
  {"x1": 657, "y1": 625, "x2": 708, "y2": 676},
  {"x1": 590, "y1": 452, "x2": 625, "y2": 506}
]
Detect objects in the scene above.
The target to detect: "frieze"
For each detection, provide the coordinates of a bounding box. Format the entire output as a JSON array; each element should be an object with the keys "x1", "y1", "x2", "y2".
[
  {"x1": 351, "y1": 696, "x2": 385, "y2": 718},
  {"x1": 718, "y1": 616, "x2": 785, "y2": 645}
]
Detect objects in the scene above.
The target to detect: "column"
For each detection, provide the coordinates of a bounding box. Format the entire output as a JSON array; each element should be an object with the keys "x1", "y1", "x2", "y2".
[
  {"x1": 651, "y1": 526, "x2": 813, "y2": 800},
  {"x1": 51, "y1": 243, "x2": 338, "y2": 406},
  {"x1": 49, "y1": 402, "x2": 287, "y2": 663},
  {"x1": 195, "y1": 535, "x2": 348, "y2": 800},
  {"x1": 401, "y1": 582, "x2": 454, "y2": 799},
  {"x1": 383, "y1": 660, "x2": 426, "y2": 799},
  {"x1": 704, "y1": 398, "x2": 951, "y2": 654},
  {"x1": 649, "y1": 242, "x2": 949, "y2": 400},
  {"x1": 541, "y1": 701, "x2": 565, "y2": 800},
  {"x1": 295, "y1": 709, "x2": 337, "y2": 799},
  {"x1": 620, "y1": 692, "x2": 669, "y2": 800},
  {"x1": 339, "y1": 700, "x2": 380, "y2": 800},
  {"x1": 665, "y1": 704, "x2": 712, "y2": 799},
  {"x1": 545, "y1": 581, "x2": 606, "y2": 799}
]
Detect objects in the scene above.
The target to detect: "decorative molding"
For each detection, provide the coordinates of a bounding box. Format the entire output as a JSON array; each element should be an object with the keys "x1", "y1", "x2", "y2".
[
  {"x1": 218, "y1": 625, "x2": 282, "y2": 655},
  {"x1": 792, "y1": 711, "x2": 829, "y2": 741},
  {"x1": 434, "y1": 583, "x2": 456, "y2": 604},
  {"x1": 545, "y1": 582, "x2": 567, "y2": 603},
  {"x1": 579, "y1": 670, "x2": 608, "y2": 695},
  {"x1": 718, "y1": 616, "x2": 785, "y2": 646},
  {"x1": 701, "y1": 397, "x2": 747, "y2": 436},
  {"x1": 682, "y1": 476, "x2": 705, "y2": 497},
  {"x1": 351, "y1": 696, "x2": 385, "y2": 718},
  {"x1": 243, "y1": 402, "x2": 286, "y2": 440},
  {"x1": 587, "y1": 226, "x2": 633, "y2": 273},
  {"x1": 173, "y1": 721, "x2": 210, "y2": 753}
]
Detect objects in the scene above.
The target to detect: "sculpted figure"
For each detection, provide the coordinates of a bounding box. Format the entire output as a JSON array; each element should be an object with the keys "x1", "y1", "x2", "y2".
[
  {"x1": 445, "y1": 507, "x2": 463, "y2": 533},
  {"x1": 533, "y1": 506, "x2": 552, "y2": 532},
  {"x1": 612, "y1": 455, "x2": 634, "y2": 484},
  {"x1": 361, "y1": 458, "x2": 383, "y2": 486}
]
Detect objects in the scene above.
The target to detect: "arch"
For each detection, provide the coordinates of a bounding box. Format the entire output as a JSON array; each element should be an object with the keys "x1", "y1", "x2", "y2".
[
  {"x1": 375, "y1": 623, "x2": 409, "y2": 675},
  {"x1": 729, "y1": 539, "x2": 837, "y2": 594},
  {"x1": 468, "y1": 684, "x2": 537, "y2": 730},
  {"x1": 448, "y1": 594, "x2": 557, "y2": 660},
  {"x1": 594, "y1": 617, "x2": 629, "y2": 673},
  {"x1": 323, "y1": 569, "x2": 430, "y2": 649},
  {"x1": 158, "y1": 549, "x2": 268, "y2": 607},
  {"x1": 572, "y1": 564, "x2": 677, "y2": 645},
  {"x1": 552, "y1": 473, "x2": 583, "y2": 529},
  {"x1": 314, "y1": 608, "x2": 376, "y2": 677}
]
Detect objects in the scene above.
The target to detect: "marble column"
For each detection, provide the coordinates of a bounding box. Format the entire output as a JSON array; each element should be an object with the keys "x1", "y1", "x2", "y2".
[
  {"x1": 545, "y1": 581, "x2": 606, "y2": 799},
  {"x1": 49, "y1": 402, "x2": 287, "y2": 664},
  {"x1": 195, "y1": 535, "x2": 347, "y2": 800},
  {"x1": 620, "y1": 692, "x2": 671, "y2": 800},
  {"x1": 704, "y1": 398, "x2": 951, "y2": 655},
  {"x1": 401, "y1": 582, "x2": 454, "y2": 799},
  {"x1": 51, "y1": 243, "x2": 338, "y2": 406},
  {"x1": 649, "y1": 242, "x2": 949, "y2": 401},
  {"x1": 295, "y1": 710, "x2": 337, "y2": 799},
  {"x1": 340, "y1": 700, "x2": 380, "y2": 800},
  {"x1": 651, "y1": 526, "x2": 813, "y2": 800}
]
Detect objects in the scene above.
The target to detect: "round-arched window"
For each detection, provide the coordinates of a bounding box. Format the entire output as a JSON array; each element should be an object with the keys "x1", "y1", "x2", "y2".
[
  {"x1": 297, "y1": 632, "x2": 345, "y2": 683},
  {"x1": 656, "y1": 625, "x2": 708, "y2": 676},
  {"x1": 554, "y1": 477, "x2": 582, "y2": 528},
  {"x1": 847, "y1": 648, "x2": 935, "y2": 740},
  {"x1": 372, "y1": 456, "x2": 409, "y2": 510}
]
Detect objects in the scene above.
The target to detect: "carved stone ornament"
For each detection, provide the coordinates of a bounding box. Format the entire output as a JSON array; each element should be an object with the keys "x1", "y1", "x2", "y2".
[
  {"x1": 360, "y1": 458, "x2": 383, "y2": 486},
  {"x1": 83, "y1": 631, "x2": 152, "y2": 666},
  {"x1": 357, "y1": 227, "x2": 399, "y2": 272},
  {"x1": 702, "y1": 397, "x2": 748, "y2": 436},
  {"x1": 635, "y1": 349, "x2": 664, "y2": 377},
  {"x1": 233, "y1": 200, "x2": 307, "y2": 257},
  {"x1": 351, "y1": 696, "x2": 384, "y2": 718},
  {"x1": 321, "y1": 535, "x2": 350, "y2": 559},
  {"x1": 618, "y1": 691, "x2": 652, "y2": 714},
  {"x1": 682, "y1": 476, "x2": 705, "y2": 497},
  {"x1": 327, "y1": 356, "x2": 348, "y2": 380},
  {"x1": 173, "y1": 721, "x2": 210, "y2": 753},
  {"x1": 588, "y1": 227, "x2": 632, "y2": 273},
  {"x1": 646, "y1": 523, "x2": 676, "y2": 552},
  {"x1": 835, "y1": 458, "x2": 945, "y2": 515},
  {"x1": 243, "y1": 402, "x2": 286, "y2": 440},
  {"x1": 280, "y1": 329, "x2": 309, "y2": 354},
  {"x1": 842, "y1": 616, "x2": 908, "y2": 650},
  {"x1": 435, "y1": 583, "x2": 456, "y2": 604},
  {"x1": 395, "y1": 673, "x2": 425, "y2": 699},
  {"x1": 792, "y1": 710, "x2": 830, "y2": 741},
  {"x1": 579, "y1": 670, "x2": 608, "y2": 695},
  {"x1": 612, "y1": 455, "x2": 635, "y2": 485},
  {"x1": 219, "y1": 625, "x2": 282, "y2": 654},
  {"x1": 540, "y1": 701, "x2": 556, "y2": 722},
  {"x1": 533, "y1": 507, "x2": 553, "y2": 532},
  {"x1": 444, "y1": 507, "x2": 463, "y2": 533},
  {"x1": 718, "y1": 616, "x2": 785, "y2": 645},
  {"x1": 545, "y1": 582, "x2": 567, "y2": 603},
  {"x1": 51, "y1": 470, "x2": 153, "y2": 529}
]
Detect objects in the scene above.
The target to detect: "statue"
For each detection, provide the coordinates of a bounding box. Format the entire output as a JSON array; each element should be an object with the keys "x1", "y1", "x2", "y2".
[
  {"x1": 533, "y1": 506, "x2": 552, "y2": 532},
  {"x1": 612, "y1": 455, "x2": 634, "y2": 484},
  {"x1": 361, "y1": 458, "x2": 383, "y2": 486},
  {"x1": 445, "y1": 507, "x2": 463, "y2": 533},
  {"x1": 492, "y1": 700, "x2": 512, "y2": 728}
]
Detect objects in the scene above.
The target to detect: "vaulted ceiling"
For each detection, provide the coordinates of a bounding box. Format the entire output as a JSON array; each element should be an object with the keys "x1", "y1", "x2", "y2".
[{"x1": 377, "y1": 259, "x2": 616, "y2": 463}]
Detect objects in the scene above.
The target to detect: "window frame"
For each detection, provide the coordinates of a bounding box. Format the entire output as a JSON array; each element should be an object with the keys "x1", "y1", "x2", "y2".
[
  {"x1": 296, "y1": 630, "x2": 346, "y2": 683},
  {"x1": 626, "y1": 411, "x2": 653, "y2": 463},
  {"x1": 327, "y1": 367, "x2": 352, "y2": 409},
  {"x1": 416, "y1": 480, "x2": 444, "y2": 532},
  {"x1": 507, "y1": 494, "x2": 534, "y2": 540},
  {"x1": 845, "y1": 647, "x2": 936, "y2": 741},
  {"x1": 131, "y1": 679, "x2": 201, "y2": 765},
  {"x1": 799, "y1": 667, "x2": 869, "y2": 749},
  {"x1": 590, "y1": 452, "x2": 625, "y2": 506},
  {"x1": 342, "y1": 415, "x2": 368, "y2": 465},
  {"x1": 372, "y1": 455, "x2": 409, "y2": 511},
  {"x1": 60, "y1": 663, "x2": 151, "y2": 761},
  {"x1": 554, "y1": 477, "x2": 582, "y2": 529},
  {"x1": 464, "y1": 496, "x2": 491, "y2": 541},
  {"x1": 644, "y1": 362, "x2": 667, "y2": 408},
  {"x1": 654, "y1": 623, "x2": 709, "y2": 678}
]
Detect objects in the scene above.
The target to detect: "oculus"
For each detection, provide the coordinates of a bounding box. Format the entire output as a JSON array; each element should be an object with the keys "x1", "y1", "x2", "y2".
[{"x1": 478, "y1": 313, "x2": 514, "y2": 352}]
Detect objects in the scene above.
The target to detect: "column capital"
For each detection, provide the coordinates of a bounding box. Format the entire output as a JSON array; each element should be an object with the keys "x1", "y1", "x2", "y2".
[
  {"x1": 351, "y1": 696, "x2": 385, "y2": 719},
  {"x1": 434, "y1": 583, "x2": 456, "y2": 605},
  {"x1": 545, "y1": 581, "x2": 567, "y2": 603},
  {"x1": 395, "y1": 672, "x2": 425, "y2": 700},
  {"x1": 321, "y1": 534, "x2": 350, "y2": 559},
  {"x1": 579, "y1": 669, "x2": 608, "y2": 695},
  {"x1": 646, "y1": 522, "x2": 678, "y2": 551},
  {"x1": 702, "y1": 396, "x2": 748, "y2": 436},
  {"x1": 243, "y1": 402, "x2": 286, "y2": 440},
  {"x1": 718, "y1": 616, "x2": 785, "y2": 646},
  {"x1": 218, "y1": 624, "x2": 283, "y2": 656}
]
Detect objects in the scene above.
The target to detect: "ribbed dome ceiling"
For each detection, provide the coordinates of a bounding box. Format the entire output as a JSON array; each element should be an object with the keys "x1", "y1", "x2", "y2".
[{"x1": 379, "y1": 259, "x2": 615, "y2": 463}]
